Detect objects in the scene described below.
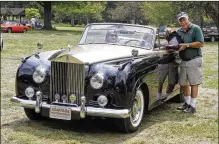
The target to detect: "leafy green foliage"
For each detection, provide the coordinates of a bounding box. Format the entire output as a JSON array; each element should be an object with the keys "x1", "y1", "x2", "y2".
[
  {"x1": 53, "y1": 2, "x2": 106, "y2": 25},
  {"x1": 142, "y1": 2, "x2": 178, "y2": 27},
  {"x1": 2, "y1": 1, "x2": 218, "y2": 28},
  {"x1": 109, "y1": 2, "x2": 147, "y2": 24},
  {"x1": 173, "y1": 1, "x2": 218, "y2": 28},
  {"x1": 25, "y1": 8, "x2": 41, "y2": 20}
]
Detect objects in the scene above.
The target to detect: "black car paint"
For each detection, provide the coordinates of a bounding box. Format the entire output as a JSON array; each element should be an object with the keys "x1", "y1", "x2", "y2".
[{"x1": 15, "y1": 46, "x2": 171, "y2": 110}]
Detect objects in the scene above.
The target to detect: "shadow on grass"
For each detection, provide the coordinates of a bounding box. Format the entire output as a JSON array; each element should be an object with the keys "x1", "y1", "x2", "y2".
[{"x1": 2, "y1": 102, "x2": 194, "y2": 143}]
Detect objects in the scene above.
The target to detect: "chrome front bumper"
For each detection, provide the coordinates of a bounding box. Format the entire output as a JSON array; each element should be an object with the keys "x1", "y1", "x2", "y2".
[{"x1": 10, "y1": 96, "x2": 131, "y2": 119}]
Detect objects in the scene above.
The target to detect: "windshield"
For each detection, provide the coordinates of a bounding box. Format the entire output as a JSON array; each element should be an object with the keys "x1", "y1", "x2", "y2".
[{"x1": 79, "y1": 24, "x2": 155, "y2": 49}]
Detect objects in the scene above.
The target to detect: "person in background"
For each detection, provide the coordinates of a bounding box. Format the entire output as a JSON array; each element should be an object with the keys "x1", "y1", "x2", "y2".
[
  {"x1": 22, "y1": 17, "x2": 28, "y2": 26},
  {"x1": 35, "y1": 17, "x2": 39, "y2": 28},
  {"x1": 30, "y1": 17, "x2": 36, "y2": 30},
  {"x1": 176, "y1": 12, "x2": 204, "y2": 113}
]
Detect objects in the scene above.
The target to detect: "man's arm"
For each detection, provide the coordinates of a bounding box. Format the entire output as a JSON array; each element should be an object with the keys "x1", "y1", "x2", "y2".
[
  {"x1": 180, "y1": 41, "x2": 204, "y2": 49},
  {"x1": 179, "y1": 26, "x2": 204, "y2": 51}
]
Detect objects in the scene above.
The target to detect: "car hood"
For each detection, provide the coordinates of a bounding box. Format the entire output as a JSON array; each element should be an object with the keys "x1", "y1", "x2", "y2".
[{"x1": 51, "y1": 44, "x2": 154, "y2": 64}]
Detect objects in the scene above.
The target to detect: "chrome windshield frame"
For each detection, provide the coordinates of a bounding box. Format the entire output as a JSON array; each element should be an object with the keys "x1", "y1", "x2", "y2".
[{"x1": 79, "y1": 23, "x2": 156, "y2": 50}]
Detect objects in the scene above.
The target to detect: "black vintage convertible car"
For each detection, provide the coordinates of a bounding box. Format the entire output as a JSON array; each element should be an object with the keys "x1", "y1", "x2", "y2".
[{"x1": 11, "y1": 23, "x2": 183, "y2": 132}]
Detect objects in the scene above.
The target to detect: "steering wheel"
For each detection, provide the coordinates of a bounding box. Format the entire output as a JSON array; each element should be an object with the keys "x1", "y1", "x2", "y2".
[
  {"x1": 124, "y1": 39, "x2": 141, "y2": 45},
  {"x1": 124, "y1": 40, "x2": 153, "y2": 49}
]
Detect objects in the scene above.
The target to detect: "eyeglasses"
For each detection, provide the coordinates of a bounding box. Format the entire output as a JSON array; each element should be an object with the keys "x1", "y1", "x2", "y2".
[{"x1": 110, "y1": 33, "x2": 117, "y2": 37}]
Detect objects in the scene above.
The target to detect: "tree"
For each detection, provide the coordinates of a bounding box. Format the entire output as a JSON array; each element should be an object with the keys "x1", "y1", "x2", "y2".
[
  {"x1": 53, "y1": 2, "x2": 106, "y2": 26},
  {"x1": 173, "y1": 1, "x2": 219, "y2": 28},
  {"x1": 82, "y1": 2, "x2": 106, "y2": 24},
  {"x1": 142, "y1": 2, "x2": 178, "y2": 27},
  {"x1": 101, "y1": 1, "x2": 117, "y2": 22},
  {"x1": 109, "y1": 2, "x2": 147, "y2": 24},
  {"x1": 142, "y1": 1, "x2": 218, "y2": 28},
  {"x1": 38, "y1": 1, "x2": 52, "y2": 29},
  {"x1": 203, "y1": 2, "x2": 219, "y2": 28},
  {"x1": 25, "y1": 8, "x2": 41, "y2": 20}
]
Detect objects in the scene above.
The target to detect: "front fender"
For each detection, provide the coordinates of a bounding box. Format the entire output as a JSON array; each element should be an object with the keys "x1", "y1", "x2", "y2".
[{"x1": 15, "y1": 50, "x2": 63, "y2": 98}]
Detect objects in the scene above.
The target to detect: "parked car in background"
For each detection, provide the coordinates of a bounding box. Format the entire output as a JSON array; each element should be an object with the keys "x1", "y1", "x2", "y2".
[
  {"x1": 0, "y1": 33, "x2": 3, "y2": 51},
  {"x1": 202, "y1": 26, "x2": 219, "y2": 42},
  {"x1": 158, "y1": 25, "x2": 167, "y2": 38},
  {"x1": 1, "y1": 21, "x2": 31, "y2": 33},
  {"x1": 11, "y1": 23, "x2": 183, "y2": 133},
  {"x1": 25, "y1": 23, "x2": 43, "y2": 29}
]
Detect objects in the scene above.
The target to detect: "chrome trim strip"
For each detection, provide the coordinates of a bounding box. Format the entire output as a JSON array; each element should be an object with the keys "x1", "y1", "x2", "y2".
[{"x1": 11, "y1": 96, "x2": 131, "y2": 119}]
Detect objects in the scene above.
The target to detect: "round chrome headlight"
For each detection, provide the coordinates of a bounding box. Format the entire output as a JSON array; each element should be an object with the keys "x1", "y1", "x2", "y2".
[
  {"x1": 25, "y1": 87, "x2": 34, "y2": 98},
  {"x1": 33, "y1": 65, "x2": 46, "y2": 83},
  {"x1": 90, "y1": 73, "x2": 104, "y2": 89},
  {"x1": 97, "y1": 95, "x2": 108, "y2": 107}
]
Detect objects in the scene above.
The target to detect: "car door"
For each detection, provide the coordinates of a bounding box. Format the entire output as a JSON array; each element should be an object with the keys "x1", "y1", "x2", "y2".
[
  {"x1": 157, "y1": 49, "x2": 179, "y2": 94},
  {"x1": 10, "y1": 22, "x2": 17, "y2": 32},
  {"x1": 13, "y1": 22, "x2": 21, "y2": 32},
  {"x1": 143, "y1": 45, "x2": 179, "y2": 110},
  {"x1": 142, "y1": 49, "x2": 169, "y2": 108}
]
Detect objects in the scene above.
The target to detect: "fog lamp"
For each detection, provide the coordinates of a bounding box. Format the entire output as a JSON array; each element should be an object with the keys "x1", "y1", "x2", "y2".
[
  {"x1": 62, "y1": 95, "x2": 67, "y2": 103},
  {"x1": 25, "y1": 87, "x2": 34, "y2": 99},
  {"x1": 69, "y1": 94, "x2": 76, "y2": 103},
  {"x1": 97, "y1": 95, "x2": 108, "y2": 107}
]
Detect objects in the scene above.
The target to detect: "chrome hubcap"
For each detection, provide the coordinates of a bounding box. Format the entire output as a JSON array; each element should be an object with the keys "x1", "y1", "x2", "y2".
[{"x1": 130, "y1": 90, "x2": 144, "y2": 127}]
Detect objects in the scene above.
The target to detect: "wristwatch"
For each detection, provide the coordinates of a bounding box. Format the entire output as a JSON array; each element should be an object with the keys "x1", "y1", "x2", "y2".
[{"x1": 186, "y1": 43, "x2": 190, "y2": 47}]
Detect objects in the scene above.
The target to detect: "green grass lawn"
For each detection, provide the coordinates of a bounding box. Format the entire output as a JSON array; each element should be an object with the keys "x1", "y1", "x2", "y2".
[{"x1": 1, "y1": 27, "x2": 218, "y2": 144}]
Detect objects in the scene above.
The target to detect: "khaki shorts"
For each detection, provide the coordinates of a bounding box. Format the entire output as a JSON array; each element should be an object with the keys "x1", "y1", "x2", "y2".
[
  {"x1": 179, "y1": 57, "x2": 203, "y2": 86},
  {"x1": 157, "y1": 62, "x2": 178, "y2": 84}
]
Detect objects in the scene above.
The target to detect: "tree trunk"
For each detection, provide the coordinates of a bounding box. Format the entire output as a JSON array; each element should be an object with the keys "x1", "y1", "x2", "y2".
[
  {"x1": 200, "y1": 16, "x2": 204, "y2": 29},
  {"x1": 43, "y1": 1, "x2": 52, "y2": 29},
  {"x1": 79, "y1": 17, "x2": 82, "y2": 25},
  {"x1": 71, "y1": 16, "x2": 75, "y2": 27},
  {"x1": 85, "y1": 14, "x2": 89, "y2": 25}
]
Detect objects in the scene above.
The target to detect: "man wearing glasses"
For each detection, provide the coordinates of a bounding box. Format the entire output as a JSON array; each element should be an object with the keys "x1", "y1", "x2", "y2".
[{"x1": 176, "y1": 12, "x2": 204, "y2": 113}]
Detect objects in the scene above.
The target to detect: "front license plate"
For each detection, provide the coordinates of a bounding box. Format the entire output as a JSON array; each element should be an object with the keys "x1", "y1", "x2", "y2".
[{"x1": 50, "y1": 105, "x2": 71, "y2": 120}]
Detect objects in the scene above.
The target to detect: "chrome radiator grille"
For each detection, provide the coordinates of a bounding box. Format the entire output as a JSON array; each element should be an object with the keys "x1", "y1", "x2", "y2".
[{"x1": 50, "y1": 61, "x2": 85, "y2": 105}]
